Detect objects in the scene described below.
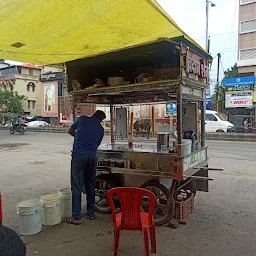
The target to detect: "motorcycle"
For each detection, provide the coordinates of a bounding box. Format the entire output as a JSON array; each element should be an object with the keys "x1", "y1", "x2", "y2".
[{"x1": 10, "y1": 124, "x2": 27, "y2": 135}]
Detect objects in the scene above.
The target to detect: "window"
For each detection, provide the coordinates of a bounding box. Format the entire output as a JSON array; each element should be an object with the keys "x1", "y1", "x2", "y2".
[
  {"x1": 32, "y1": 85, "x2": 35, "y2": 92},
  {"x1": 28, "y1": 100, "x2": 31, "y2": 109},
  {"x1": 17, "y1": 66, "x2": 21, "y2": 73},
  {"x1": 32, "y1": 101, "x2": 36, "y2": 109},
  {"x1": 206, "y1": 114, "x2": 217, "y2": 121},
  {"x1": 240, "y1": 48, "x2": 256, "y2": 60},
  {"x1": 240, "y1": 19, "x2": 256, "y2": 34},
  {"x1": 240, "y1": 0, "x2": 256, "y2": 5},
  {"x1": 27, "y1": 85, "x2": 30, "y2": 91},
  {"x1": 29, "y1": 69, "x2": 33, "y2": 76}
]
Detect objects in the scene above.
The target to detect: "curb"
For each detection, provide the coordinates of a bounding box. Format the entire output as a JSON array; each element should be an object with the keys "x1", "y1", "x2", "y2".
[{"x1": 0, "y1": 126, "x2": 256, "y2": 141}]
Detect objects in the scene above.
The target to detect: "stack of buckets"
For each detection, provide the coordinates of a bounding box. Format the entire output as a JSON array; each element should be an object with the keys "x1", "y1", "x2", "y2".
[{"x1": 17, "y1": 188, "x2": 72, "y2": 236}]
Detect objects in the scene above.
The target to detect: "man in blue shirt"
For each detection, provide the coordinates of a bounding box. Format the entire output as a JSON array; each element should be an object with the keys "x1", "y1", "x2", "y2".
[{"x1": 67, "y1": 110, "x2": 106, "y2": 225}]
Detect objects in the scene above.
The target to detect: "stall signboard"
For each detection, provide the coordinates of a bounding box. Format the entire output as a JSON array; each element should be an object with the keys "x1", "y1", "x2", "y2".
[
  {"x1": 40, "y1": 72, "x2": 63, "y2": 82},
  {"x1": 166, "y1": 102, "x2": 177, "y2": 114},
  {"x1": 223, "y1": 76, "x2": 255, "y2": 91},
  {"x1": 183, "y1": 148, "x2": 207, "y2": 171},
  {"x1": 41, "y1": 81, "x2": 58, "y2": 117},
  {"x1": 225, "y1": 92, "x2": 253, "y2": 108}
]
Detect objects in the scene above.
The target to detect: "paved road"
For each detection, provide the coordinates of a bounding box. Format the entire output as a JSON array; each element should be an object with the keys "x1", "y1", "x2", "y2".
[{"x1": 0, "y1": 130, "x2": 256, "y2": 256}]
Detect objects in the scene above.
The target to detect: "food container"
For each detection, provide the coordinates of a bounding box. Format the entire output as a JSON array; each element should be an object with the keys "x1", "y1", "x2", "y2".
[
  {"x1": 157, "y1": 132, "x2": 170, "y2": 151},
  {"x1": 135, "y1": 162, "x2": 143, "y2": 169},
  {"x1": 109, "y1": 159, "x2": 116, "y2": 167},
  {"x1": 108, "y1": 77, "x2": 124, "y2": 86},
  {"x1": 102, "y1": 159, "x2": 110, "y2": 166},
  {"x1": 116, "y1": 160, "x2": 124, "y2": 168}
]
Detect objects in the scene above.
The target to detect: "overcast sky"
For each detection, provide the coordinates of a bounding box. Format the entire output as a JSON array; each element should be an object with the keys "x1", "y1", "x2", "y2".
[{"x1": 157, "y1": 0, "x2": 238, "y2": 85}]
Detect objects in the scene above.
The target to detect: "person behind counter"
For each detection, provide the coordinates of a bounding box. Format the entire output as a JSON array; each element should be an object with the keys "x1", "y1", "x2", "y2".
[{"x1": 67, "y1": 110, "x2": 106, "y2": 225}]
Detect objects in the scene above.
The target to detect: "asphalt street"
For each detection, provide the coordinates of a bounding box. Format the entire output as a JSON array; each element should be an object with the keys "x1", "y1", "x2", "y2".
[{"x1": 0, "y1": 130, "x2": 256, "y2": 256}]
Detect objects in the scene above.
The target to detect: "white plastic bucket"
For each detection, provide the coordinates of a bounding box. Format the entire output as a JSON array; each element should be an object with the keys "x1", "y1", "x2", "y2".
[
  {"x1": 40, "y1": 193, "x2": 62, "y2": 226},
  {"x1": 17, "y1": 199, "x2": 42, "y2": 236},
  {"x1": 180, "y1": 139, "x2": 192, "y2": 156},
  {"x1": 58, "y1": 188, "x2": 72, "y2": 218}
]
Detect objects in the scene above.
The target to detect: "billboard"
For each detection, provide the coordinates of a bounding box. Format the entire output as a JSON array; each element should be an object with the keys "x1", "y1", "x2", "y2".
[
  {"x1": 41, "y1": 81, "x2": 58, "y2": 117},
  {"x1": 225, "y1": 92, "x2": 253, "y2": 108},
  {"x1": 223, "y1": 76, "x2": 255, "y2": 91}
]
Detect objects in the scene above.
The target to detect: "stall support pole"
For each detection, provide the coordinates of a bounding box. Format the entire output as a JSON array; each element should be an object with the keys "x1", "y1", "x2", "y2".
[
  {"x1": 0, "y1": 190, "x2": 2, "y2": 226},
  {"x1": 176, "y1": 86, "x2": 182, "y2": 152},
  {"x1": 110, "y1": 105, "x2": 115, "y2": 144},
  {"x1": 201, "y1": 94, "x2": 206, "y2": 147}
]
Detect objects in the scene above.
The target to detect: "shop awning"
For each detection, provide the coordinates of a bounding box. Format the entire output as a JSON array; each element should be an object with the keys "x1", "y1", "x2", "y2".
[{"x1": 0, "y1": 0, "x2": 208, "y2": 65}]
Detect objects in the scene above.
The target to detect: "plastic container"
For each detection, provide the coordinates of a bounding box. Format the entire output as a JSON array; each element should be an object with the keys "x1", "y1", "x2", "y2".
[
  {"x1": 179, "y1": 139, "x2": 192, "y2": 156},
  {"x1": 58, "y1": 188, "x2": 72, "y2": 218},
  {"x1": 17, "y1": 199, "x2": 42, "y2": 236},
  {"x1": 40, "y1": 193, "x2": 62, "y2": 226}
]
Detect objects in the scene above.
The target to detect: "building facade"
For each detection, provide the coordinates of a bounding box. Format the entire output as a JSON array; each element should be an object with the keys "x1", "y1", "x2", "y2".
[
  {"x1": 238, "y1": 0, "x2": 256, "y2": 75},
  {"x1": 0, "y1": 64, "x2": 41, "y2": 115}
]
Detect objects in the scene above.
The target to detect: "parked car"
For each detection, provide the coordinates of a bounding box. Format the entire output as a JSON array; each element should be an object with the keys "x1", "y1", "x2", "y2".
[
  {"x1": 205, "y1": 110, "x2": 234, "y2": 133},
  {"x1": 27, "y1": 121, "x2": 50, "y2": 127}
]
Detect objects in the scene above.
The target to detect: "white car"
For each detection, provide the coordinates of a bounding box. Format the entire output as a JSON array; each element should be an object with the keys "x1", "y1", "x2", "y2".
[
  {"x1": 205, "y1": 110, "x2": 234, "y2": 133},
  {"x1": 27, "y1": 121, "x2": 50, "y2": 128}
]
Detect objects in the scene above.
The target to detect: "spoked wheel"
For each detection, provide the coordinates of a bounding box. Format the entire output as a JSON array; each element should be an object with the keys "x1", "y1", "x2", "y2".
[
  {"x1": 140, "y1": 181, "x2": 173, "y2": 226},
  {"x1": 10, "y1": 128, "x2": 15, "y2": 134},
  {"x1": 94, "y1": 175, "x2": 117, "y2": 214},
  {"x1": 19, "y1": 127, "x2": 25, "y2": 135}
]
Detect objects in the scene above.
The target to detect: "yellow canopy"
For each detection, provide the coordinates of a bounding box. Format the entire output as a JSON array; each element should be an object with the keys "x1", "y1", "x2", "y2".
[{"x1": 0, "y1": 0, "x2": 206, "y2": 65}]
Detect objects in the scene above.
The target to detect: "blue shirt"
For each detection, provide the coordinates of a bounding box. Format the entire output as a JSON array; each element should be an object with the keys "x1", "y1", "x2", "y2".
[{"x1": 71, "y1": 116, "x2": 104, "y2": 156}]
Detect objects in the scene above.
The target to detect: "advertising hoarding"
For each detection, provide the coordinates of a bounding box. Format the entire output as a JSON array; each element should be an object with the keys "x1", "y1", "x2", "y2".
[
  {"x1": 41, "y1": 81, "x2": 58, "y2": 117},
  {"x1": 225, "y1": 92, "x2": 253, "y2": 108}
]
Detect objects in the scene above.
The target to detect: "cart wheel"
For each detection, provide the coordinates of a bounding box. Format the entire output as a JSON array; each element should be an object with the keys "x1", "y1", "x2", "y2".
[
  {"x1": 94, "y1": 174, "x2": 117, "y2": 214},
  {"x1": 139, "y1": 181, "x2": 173, "y2": 226}
]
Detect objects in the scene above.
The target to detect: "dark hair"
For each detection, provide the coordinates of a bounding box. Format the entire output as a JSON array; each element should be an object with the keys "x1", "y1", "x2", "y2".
[
  {"x1": 0, "y1": 226, "x2": 26, "y2": 256},
  {"x1": 93, "y1": 110, "x2": 106, "y2": 122}
]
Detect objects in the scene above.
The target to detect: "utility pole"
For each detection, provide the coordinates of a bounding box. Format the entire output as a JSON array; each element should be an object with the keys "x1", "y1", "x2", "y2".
[
  {"x1": 205, "y1": 0, "x2": 209, "y2": 51},
  {"x1": 216, "y1": 53, "x2": 221, "y2": 112},
  {"x1": 205, "y1": 1, "x2": 216, "y2": 51}
]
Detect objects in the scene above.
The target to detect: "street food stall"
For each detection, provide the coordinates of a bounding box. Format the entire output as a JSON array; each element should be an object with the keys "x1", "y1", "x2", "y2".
[{"x1": 67, "y1": 37, "x2": 215, "y2": 226}]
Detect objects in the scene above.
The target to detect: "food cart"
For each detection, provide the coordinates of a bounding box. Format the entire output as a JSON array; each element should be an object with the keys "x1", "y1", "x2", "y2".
[{"x1": 68, "y1": 37, "x2": 215, "y2": 226}]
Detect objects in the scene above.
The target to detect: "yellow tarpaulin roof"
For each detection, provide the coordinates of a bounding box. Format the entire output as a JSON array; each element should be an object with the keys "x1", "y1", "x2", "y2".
[{"x1": 0, "y1": 0, "x2": 206, "y2": 65}]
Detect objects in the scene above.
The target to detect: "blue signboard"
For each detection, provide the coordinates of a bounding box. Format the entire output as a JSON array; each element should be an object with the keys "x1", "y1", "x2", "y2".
[
  {"x1": 206, "y1": 92, "x2": 211, "y2": 110},
  {"x1": 222, "y1": 76, "x2": 255, "y2": 91},
  {"x1": 166, "y1": 102, "x2": 177, "y2": 114}
]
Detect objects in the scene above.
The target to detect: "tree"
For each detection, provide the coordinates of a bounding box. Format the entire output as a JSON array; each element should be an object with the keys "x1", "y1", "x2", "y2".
[
  {"x1": 211, "y1": 63, "x2": 238, "y2": 113},
  {"x1": 0, "y1": 90, "x2": 25, "y2": 114},
  {"x1": 223, "y1": 63, "x2": 238, "y2": 78},
  {"x1": 211, "y1": 84, "x2": 225, "y2": 113}
]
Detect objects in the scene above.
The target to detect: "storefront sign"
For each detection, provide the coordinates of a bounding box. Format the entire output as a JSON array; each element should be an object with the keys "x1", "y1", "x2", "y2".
[
  {"x1": 166, "y1": 102, "x2": 177, "y2": 114},
  {"x1": 223, "y1": 76, "x2": 255, "y2": 91},
  {"x1": 225, "y1": 92, "x2": 253, "y2": 108},
  {"x1": 183, "y1": 149, "x2": 207, "y2": 171},
  {"x1": 187, "y1": 57, "x2": 208, "y2": 79},
  {"x1": 40, "y1": 72, "x2": 63, "y2": 82},
  {"x1": 41, "y1": 81, "x2": 58, "y2": 117}
]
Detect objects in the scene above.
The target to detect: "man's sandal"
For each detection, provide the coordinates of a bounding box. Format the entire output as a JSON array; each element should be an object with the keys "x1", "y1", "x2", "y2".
[{"x1": 66, "y1": 217, "x2": 82, "y2": 225}]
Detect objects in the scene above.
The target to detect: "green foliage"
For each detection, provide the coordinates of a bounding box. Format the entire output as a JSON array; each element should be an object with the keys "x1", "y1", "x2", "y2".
[
  {"x1": 0, "y1": 90, "x2": 25, "y2": 114},
  {"x1": 223, "y1": 63, "x2": 238, "y2": 78},
  {"x1": 211, "y1": 84, "x2": 225, "y2": 113},
  {"x1": 211, "y1": 63, "x2": 238, "y2": 113}
]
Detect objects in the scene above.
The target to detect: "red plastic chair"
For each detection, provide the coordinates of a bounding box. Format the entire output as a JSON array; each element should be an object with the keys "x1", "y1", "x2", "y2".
[{"x1": 107, "y1": 187, "x2": 156, "y2": 256}]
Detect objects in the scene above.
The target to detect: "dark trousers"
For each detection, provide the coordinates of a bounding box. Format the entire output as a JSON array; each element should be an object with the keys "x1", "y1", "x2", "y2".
[{"x1": 71, "y1": 154, "x2": 97, "y2": 220}]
